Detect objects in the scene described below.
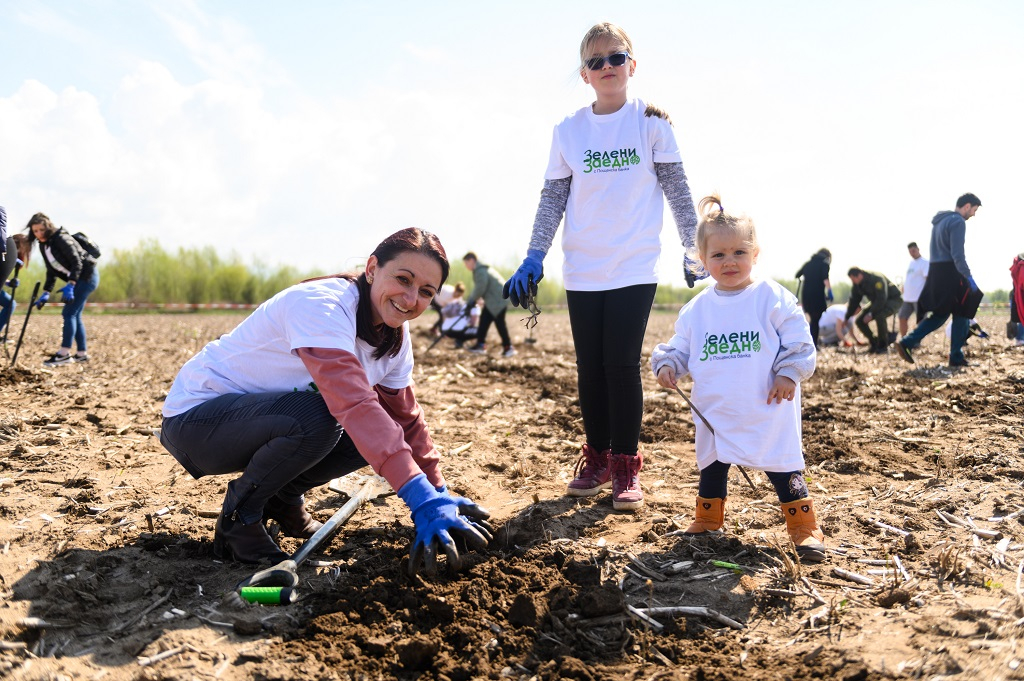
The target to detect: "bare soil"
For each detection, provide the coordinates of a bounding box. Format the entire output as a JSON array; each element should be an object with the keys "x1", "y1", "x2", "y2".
[{"x1": 1, "y1": 308, "x2": 1023, "y2": 680}]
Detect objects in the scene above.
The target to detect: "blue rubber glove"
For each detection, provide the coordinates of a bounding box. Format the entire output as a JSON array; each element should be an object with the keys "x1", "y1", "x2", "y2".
[
  {"x1": 683, "y1": 254, "x2": 708, "y2": 288},
  {"x1": 59, "y1": 282, "x2": 75, "y2": 303},
  {"x1": 968, "y1": 276, "x2": 980, "y2": 292},
  {"x1": 35, "y1": 291, "x2": 50, "y2": 309},
  {"x1": 502, "y1": 249, "x2": 544, "y2": 308},
  {"x1": 435, "y1": 485, "x2": 494, "y2": 536},
  {"x1": 826, "y1": 288, "x2": 834, "y2": 302},
  {"x1": 398, "y1": 474, "x2": 489, "y2": 577}
]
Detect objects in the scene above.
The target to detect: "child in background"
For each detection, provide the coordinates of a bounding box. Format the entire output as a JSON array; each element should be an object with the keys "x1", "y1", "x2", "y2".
[
  {"x1": 651, "y1": 195, "x2": 826, "y2": 562},
  {"x1": 439, "y1": 282, "x2": 479, "y2": 348},
  {"x1": 503, "y1": 22, "x2": 699, "y2": 511}
]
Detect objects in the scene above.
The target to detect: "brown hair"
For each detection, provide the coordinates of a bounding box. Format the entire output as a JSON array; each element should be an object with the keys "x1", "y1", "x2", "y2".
[
  {"x1": 25, "y1": 212, "x2": 57, "y2": 244},
  {"x1": 12, "y1": 234, "x2": 32, "y2": 265},
  {"x1": 307, "y1": 228, "x2": 449, "y2": 359}
]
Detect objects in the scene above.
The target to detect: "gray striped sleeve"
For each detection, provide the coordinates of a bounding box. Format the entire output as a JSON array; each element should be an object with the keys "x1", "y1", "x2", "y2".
[
  {"x1": 655, "y1": 162, "x2": 698, "y2": 250},
  {"x1": 527, "y1": 177, "x2": 571, "y2": 254}
]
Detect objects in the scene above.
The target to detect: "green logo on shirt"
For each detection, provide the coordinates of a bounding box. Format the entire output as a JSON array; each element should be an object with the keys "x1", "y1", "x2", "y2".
[
  {"x1": 583, "y1": 148, "x2": 640, "y2": 173},
  {"x1": 699, "y1": 332, "x2": 761, "y2": 361}
]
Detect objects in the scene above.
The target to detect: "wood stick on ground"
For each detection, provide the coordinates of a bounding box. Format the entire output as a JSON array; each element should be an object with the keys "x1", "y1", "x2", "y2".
[
  {"x1": 636, "y1": 606, "x2": 745, "y2": 630},
  {"x1": 832, "y1": 567, "x2": 875, "y2": 586},
  {"x1": 868, "y1": 518, "x2": 911, "y2": 537},
  {"x1": 625, "y1": 604, "x2": 665, "y2": 632},
  {"x1": 626, "y1": 552, "x2": 668, "y2": 582}
]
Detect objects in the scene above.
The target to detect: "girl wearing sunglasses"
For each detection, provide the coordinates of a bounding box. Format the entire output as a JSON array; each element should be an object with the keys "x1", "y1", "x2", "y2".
[{"x1": 504, "y1": 22, "x2": 699, "y2": 511}]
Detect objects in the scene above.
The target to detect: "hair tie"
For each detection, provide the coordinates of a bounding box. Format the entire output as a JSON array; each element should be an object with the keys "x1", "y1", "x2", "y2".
[{"x1": 716, "y1": 201, "x2": 724, "y2": 215}]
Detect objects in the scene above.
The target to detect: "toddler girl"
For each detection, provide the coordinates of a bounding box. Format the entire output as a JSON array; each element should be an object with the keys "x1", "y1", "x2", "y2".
[{"x1": 651, "y1": 196, "x2": 826, "y2": 561}]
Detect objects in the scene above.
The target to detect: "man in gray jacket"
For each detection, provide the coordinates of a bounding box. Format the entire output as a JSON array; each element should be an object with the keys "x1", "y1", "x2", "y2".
[
  {"x1": 896, "y1": 193, "x2": 982, "y2": 368},
  {"x1": 462, "y1": 252, "x2": 516, "y2": 357}
]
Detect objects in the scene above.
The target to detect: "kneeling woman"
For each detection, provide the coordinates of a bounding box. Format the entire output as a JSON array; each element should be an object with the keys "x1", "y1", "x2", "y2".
[{"x1": 160, "y1": 228, "x2": 490, "y2": 575}]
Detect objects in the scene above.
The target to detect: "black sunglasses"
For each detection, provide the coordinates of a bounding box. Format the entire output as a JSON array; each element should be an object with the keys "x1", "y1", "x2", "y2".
[{"x1": 585, "y1": 51, "x2": 630, "y2": 71}]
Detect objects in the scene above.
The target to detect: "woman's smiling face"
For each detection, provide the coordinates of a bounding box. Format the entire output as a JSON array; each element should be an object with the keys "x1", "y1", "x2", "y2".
[{"x1": 365, "y1": 251, "x2": 443, "y2": 328}]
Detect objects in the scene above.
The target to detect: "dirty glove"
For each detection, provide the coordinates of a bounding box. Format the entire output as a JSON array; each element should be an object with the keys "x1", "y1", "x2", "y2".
[
  {"x1": 502, "y1": 249, "x2": 544, "y2": 308},
  {"x1": 35, "y1": 291, "x2": 50, "y2": 309},
  {"x1": 59, "y1": 283, "x2": 75, "y2": 303},
  {"x1": 398, "y1": 474, "x2": 490, "y2": 577},
  {"x1": 683, "y1": 254, "x2": 706, "y2": 288},
  {"x1": 436, "y1": 485, "x2": 494, "y2": 538}
]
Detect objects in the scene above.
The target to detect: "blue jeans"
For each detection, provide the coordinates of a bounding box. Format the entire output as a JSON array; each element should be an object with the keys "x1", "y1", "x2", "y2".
[
  {"x1": 0, "y1": 290, "x2": 14, "y2": 336},
  {"x1": 901, "y1": 311, "x2": 969, "y2": 364},
  {"x1": 60, "y1": 269, "x2": 100, "y2": 351}
]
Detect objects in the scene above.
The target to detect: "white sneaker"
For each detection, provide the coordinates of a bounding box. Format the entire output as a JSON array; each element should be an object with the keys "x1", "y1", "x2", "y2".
[{"x1": 502, "y1": 347, "x2": 517, "y2": 358}]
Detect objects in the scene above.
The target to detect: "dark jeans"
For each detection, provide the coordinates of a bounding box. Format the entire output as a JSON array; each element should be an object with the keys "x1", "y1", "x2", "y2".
[
  {"x1": 698, "y1": 460, "x2": 809, "y2": 503},
  {"x1": 566, "y1": 284, "x2": 656, "y2": 454},
  {"x1": 476, "y1": 307, "x2": 511, "y2": 348},
  {"x1": 902, "y1": 312, "x2": 970, "y2": 364},
  {"x1": 160, "y1": 391, "x2": 368, "y2": 524}
]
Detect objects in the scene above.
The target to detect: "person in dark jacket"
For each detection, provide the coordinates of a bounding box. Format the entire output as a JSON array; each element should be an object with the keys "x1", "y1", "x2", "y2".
[
  {"x1": 26, "y1": 212, "x2": 100, "y2": 366},
  {"x1": 845, "y1": 267, "x2": 902, "y2": 353},
  {"x1": 895, "y1": 194, "x2": 982, "y2": 367},
  {"x1": 795, "y1": 248, "x2": 833, "y2": 346}
]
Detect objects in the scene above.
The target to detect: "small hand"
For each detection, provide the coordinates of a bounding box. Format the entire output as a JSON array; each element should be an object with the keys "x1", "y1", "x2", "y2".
[
  {"x1": 59, "y1": 283, "x2": 75, "y2": 303},
  {"x1": 656, "y1": 366, "x2": 678, "y2": 390},
  {"x1": 35, "y1": 291, "x2": 50, "y2": 309},
  {"x1": 4, "y1": 278, "x2": 17, "y2": 290},
  {"x1": 862, "y1": 313, "x2": 873, "y2": 324},
  {"x1": 502, "y1": 250, "x2": 544, "y2": 308},
  {"x1": 767, "y1": 376, "x2": 797, "y2": 404}
]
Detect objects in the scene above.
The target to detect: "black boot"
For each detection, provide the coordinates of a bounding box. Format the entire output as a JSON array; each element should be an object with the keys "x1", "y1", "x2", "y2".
[
  {"x1": 264, "y1": 496, "x2": 323, "y2": 539},
  {"x1": 213, "y1": 513, "x2": 289, "y2": 564}
]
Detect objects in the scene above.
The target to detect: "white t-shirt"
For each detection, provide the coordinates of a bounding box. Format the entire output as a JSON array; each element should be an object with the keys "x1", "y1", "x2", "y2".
[
  {"x1": 663, "y1": 279, "x2": 809, "y2": 472},
  {"x1": 818, "y1": 304, "x2": 848, "y2": 344},
  {"x1": 441, "y1": 300, "x2": 478, "y2": 333},
  {"x1": 544, "y1": 97, "x2": 682, "y2": 291},
  {"x1": 163, "y1": 278, "x2": 414, "y2": 417},
  {"x1": 434, "y1": 284, "x2": 457, "y2": 307},
  {"x1": 903, "y1": 257, "x2": 929, "y2": 302}
]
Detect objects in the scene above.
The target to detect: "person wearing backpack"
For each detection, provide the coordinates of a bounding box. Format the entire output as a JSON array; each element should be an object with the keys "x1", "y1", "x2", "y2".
[{"x1": 25, "y1": 212, "x2": 100, "y2": 366}]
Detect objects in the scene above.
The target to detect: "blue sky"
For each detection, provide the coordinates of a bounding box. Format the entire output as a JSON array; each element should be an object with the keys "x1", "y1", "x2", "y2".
[{"x1": 1, "y1": 1, "x2": 1022, "y2": 292}]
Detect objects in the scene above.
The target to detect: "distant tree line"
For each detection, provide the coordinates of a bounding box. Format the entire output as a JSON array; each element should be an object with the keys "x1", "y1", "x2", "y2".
[{"x1": 4, "y1": 242, "x2": 1011, "y2": 308}]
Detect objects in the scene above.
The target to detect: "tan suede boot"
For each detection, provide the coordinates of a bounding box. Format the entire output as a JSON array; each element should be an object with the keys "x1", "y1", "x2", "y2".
[
  {"x1": 685, "y1": 496, "x2": 725, "y2": 534},
  {"x1": 781, "y1": 499, "x2": 827, "y2": 562}
]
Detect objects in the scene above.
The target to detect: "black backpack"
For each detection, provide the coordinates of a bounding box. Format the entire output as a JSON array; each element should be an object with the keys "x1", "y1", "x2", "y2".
[{"x1": 70, "y1": 231, "x2": 101, "y2": 259}]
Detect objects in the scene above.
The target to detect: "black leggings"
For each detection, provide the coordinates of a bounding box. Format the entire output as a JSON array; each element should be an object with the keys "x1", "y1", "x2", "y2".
[
  {"x1": 476, "y1": 307, "x2": 511, "y2": 348},
  {"x1": 697, "y1": 460, "x2": 809, "y2": 503},
  {"x1": 566, "y1": 284, "x2": 656, "y2": 454},
  {"x1": 806, "y1": 308, "x2": 824, "y2": 346}
]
